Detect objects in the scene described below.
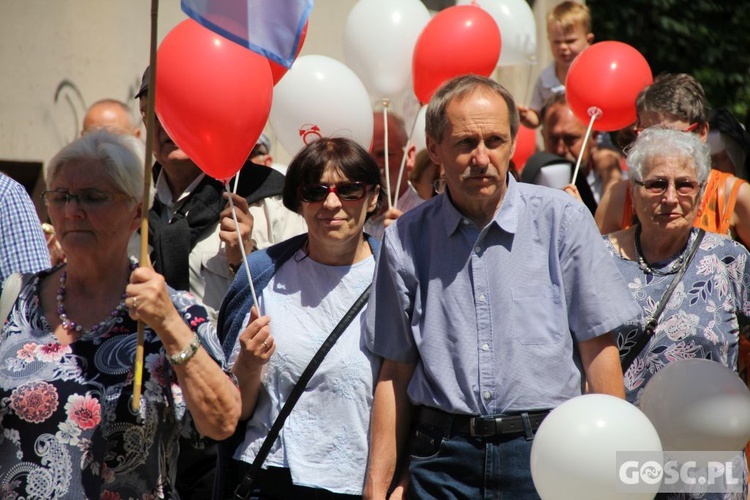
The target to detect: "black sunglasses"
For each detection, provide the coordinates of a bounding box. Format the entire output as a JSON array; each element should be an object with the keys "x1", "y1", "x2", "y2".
[{"x1": 298, "y1": 182, "x2": 371, "y2": 203}]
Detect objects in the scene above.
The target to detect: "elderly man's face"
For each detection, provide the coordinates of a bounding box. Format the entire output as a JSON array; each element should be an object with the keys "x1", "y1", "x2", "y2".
[
  {"x1": 542, "y1": 102, "x2": 590, "y2": 165},
  {"x1": 427, "y1": 90, "x2": 515, "y2": 212}
]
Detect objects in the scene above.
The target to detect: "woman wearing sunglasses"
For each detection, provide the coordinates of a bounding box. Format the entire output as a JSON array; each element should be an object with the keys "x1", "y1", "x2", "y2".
[
  {"x1": 605, "y1": 128, "x2": 750, "y2": 431},
  {"x1": 217, "y1": 137, "x2": 385, "y2": 498}
]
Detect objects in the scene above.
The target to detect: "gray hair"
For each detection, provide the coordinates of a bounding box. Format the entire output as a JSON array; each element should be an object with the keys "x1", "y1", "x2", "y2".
[
  {"x1": 626, "y1": 127, "x2": 711, "y2": 185},
  {"x1": 425, "y1": 74, "x2": 519, "y2": 144},
  {"x1": 45, "y1": 130, "x2": 153, "y2": 209}
]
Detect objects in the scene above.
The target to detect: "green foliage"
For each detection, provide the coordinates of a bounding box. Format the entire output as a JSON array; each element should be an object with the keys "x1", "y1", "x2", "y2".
[{"x1": 587, "y1": 0, "x2": 750, "y2": 128}]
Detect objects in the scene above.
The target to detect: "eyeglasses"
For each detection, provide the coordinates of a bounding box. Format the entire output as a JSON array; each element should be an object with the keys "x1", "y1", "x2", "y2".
[
  {"x1": 298, "y1": 182, "x2": 371, "y2": 203},
  {"x1": 634, "y1": 122, "x2": 700, "y2": 136},
  {"x1": 634, "y1": 178, "x2": 703, "y2": 196},
  {"x1": 42, "y1": 189, "x2": 133, "y2": 208}
]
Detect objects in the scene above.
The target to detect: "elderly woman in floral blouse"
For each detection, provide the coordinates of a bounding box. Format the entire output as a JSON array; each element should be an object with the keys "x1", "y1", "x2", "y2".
[
  {"x1": 605, "y1": 127, "x2": 750, "y2": 497},
  {"x1": 0, "y1": 130, "x2": 239, "y2": 499}
]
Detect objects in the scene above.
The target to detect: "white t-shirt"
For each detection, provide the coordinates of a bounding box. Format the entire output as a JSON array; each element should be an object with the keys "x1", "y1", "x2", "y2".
[{"x1": 232, "y1": 252, "x2": 377, "y2": 495}]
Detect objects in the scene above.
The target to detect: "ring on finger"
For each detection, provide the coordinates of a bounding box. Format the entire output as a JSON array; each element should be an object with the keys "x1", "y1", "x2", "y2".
[
  {"x1": 262, "y1": 340, "x2": 270, "y2": 350},
  {"x1": 132, "y1": 297, "x2": 138, "y2": 309}
]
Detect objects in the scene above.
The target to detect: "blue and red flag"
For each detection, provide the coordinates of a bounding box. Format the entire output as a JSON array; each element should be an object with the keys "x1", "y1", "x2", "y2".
[{"x1": 181, "y1": 0, "x2": 313, "y2": 68}]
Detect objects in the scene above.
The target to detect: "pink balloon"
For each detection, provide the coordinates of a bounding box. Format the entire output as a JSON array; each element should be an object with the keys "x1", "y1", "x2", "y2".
[
  {"x1": 565, "y1": 41, "x2": 653, "y2": 132},
  {"x1": 156, "y1": 19, "x2": 273, "y2": 181}
]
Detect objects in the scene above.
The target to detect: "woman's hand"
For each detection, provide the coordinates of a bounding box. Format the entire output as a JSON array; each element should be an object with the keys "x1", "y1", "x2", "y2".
[
  {"x1": 126, "y1": 266, "x2": 184, "y2": 337},
  {"x1": 233, "y1": 306, "x2": 274, "y2": 420},
  {"x1": 235, "y1": 306, "x2": 274, "y2": 371}
]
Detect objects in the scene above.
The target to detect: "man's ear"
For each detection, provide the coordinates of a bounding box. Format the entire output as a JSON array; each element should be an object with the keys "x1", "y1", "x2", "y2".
[
  {"x1": 426, "y1": 136, "x2": 441, "y2": 167},
  {"x1": 405, "y1": 144, "x2": 417, "y2": 172}
]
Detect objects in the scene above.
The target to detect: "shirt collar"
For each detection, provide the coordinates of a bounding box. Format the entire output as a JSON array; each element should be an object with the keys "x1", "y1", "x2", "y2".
[
  {"x1": 155, "y1": 169, "x2": 206, "y2": 207},
  {"x1": 441, "y1": 174, "x2": 520, "y2": 236}
]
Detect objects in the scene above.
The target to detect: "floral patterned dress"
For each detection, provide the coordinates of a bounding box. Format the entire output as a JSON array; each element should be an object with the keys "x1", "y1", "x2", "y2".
[
  {"x1": 605, "y1": 230, "x2": 750, "y2": 405},
  {"x1": 607, "y1": 229, "x2": 750, "y2": 500},
  {"x1": 0, "y1": 266, "x2": 228, "y2": 499}
]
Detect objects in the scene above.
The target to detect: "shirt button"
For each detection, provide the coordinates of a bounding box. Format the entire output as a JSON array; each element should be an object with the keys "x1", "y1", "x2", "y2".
[
  {"x1": 478, "y1": 294, "x2": 486, "y2": 302},
  {"x1": 462, "y1": 218, "x2": 470, "y2": 225},
  {"x1": 475, "y1": 246, "x2": 482, "y2": 254},
  {"x1": 481, "y1": 343, "x2": 490, "y2": 351},
  {"x1": 483, "y1": 391, "x2": 492, "y2": 400}
]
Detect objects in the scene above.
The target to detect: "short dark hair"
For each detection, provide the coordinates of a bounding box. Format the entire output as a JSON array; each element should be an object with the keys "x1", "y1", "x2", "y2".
[
  {"x1": 635, "y1": 73, "x2": 709, "y2": 126},
  {"x1": 283, "y1": 137, "x2": 385, "y2": 218}
]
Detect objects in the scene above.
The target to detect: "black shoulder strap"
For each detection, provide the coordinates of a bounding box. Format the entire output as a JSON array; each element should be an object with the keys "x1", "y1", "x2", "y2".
[
  {"x1": 233, "y1": 283, "x2": 372, "y2": 500},
  {"x1": 621, "y1": 229, "x2": 706, "y2": 372}
]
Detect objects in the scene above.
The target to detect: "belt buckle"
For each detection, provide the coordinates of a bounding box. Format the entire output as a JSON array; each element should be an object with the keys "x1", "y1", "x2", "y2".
[{"x1": 470, "y1": 416, "x2": 499, "y2": 437}]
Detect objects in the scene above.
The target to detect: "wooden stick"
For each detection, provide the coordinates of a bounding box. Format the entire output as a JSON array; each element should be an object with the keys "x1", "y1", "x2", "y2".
[{"x1": 131, "y1": 0, "x2": 159, "y2": 414}]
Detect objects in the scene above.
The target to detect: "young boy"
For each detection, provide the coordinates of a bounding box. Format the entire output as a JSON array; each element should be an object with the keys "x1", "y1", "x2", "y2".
[{"x1": 519, "y1": 1, "x2": 594, "y2": 129}]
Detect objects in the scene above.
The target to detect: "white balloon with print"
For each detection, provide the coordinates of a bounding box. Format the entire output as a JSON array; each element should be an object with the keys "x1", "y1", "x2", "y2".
[{"x1": 270, "y1": 55, "x2": 374, "y2": 157}]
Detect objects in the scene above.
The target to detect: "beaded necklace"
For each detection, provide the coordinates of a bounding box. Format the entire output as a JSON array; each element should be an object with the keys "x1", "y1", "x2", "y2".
[
  {"x1": 56, "y1": 260, "x2": 137, "y2": 337},
  {"x1": 633, "y1": 225, "x2": 690, "y2": 276}
]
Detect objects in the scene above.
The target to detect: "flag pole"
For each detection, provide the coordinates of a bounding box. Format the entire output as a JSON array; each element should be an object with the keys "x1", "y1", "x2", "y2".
[{"x1": 131, "y1": 0, "x2": 159, "y2": 413}]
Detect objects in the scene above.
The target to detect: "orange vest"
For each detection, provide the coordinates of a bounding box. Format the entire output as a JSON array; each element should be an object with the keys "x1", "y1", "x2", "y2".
[{"x1": 621, "y1": 169, "x2": 745, "y2": 236}]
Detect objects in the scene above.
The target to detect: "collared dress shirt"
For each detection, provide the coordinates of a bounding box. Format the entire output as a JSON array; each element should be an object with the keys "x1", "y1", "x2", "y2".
[
  {"x1": 366, "y1": 175, "x2": 640, "y2": 415},
  {"x1": 0, "y1": 174, "x2": 50, "y2": 287}
]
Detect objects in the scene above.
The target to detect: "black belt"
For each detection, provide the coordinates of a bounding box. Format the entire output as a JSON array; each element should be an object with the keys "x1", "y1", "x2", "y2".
[{"x1": 416, "y1": 406, "x2": 549, "y2": 438}]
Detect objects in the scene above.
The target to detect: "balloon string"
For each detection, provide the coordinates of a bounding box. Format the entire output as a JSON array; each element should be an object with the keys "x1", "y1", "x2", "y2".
[
  {"x1": 522, "y1": 57, "x2": 536, "y2": 107},
  {"x1": 393, "y1": 106, "x2": 421, "y2": 208},
  {"x1": 382, "y1": 100, "x2": 393, "y2": 210},
  {"x1": 233, "y1": 170, "x2": 241, "y2": 194},
  {"x1": 571, "y1": 113, "x2": 597, "y2": 186},
  {"x1": 225, "y1": 182, "x2": 261, "y2": 316}
]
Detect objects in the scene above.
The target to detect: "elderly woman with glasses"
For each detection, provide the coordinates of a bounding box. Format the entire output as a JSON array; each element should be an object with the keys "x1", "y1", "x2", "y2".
[
  {"x1": 606, "y1": 128, "x2": 750, "y2": 412},
  {"x1": 0, "y1": 130, "x2": 240, "y2": 498},
  {"x1": 217, "y1": 137, "x2": 384, "y2": 498}
]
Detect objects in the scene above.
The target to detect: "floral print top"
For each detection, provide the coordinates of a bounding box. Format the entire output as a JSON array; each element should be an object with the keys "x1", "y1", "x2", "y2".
[
  {"x1": 0, "y1": 266, "x2": 228, "y2": 499},
  {"x1": 605, "y1": 230, "x2": 750, "y2": 405}
]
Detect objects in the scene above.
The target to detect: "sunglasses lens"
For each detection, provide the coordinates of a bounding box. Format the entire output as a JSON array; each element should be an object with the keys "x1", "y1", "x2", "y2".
[
  {"x1": 300, "y1": 185, "x2": 330, "y2": 202},
  {"x1": 336, "y1": 183, "x2": 366, "y2": 200},
  {"x1": 643, "y1": 180, "x2": 668, "y2": 193},
  {"x1": 675, "y1": 181, "x2": 699, "y2": 194}
]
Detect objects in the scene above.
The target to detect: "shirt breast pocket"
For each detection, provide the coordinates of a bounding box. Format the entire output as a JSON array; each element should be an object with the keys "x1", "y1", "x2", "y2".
[{"x1": 510, "y1": 285, "x2": 565, "y2": 345}]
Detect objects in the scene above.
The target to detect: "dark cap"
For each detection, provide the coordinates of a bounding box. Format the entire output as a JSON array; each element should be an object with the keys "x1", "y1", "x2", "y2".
[{"x1": 135, "y1": 67, "x2": 149, "y2": 99}]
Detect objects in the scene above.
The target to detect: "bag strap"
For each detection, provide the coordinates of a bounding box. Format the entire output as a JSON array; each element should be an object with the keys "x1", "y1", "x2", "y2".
[
  {"x1": 621, "y1": 229, "x2": 705, "y2": 372},
  {"x1": 0, "y1": 273, "x2": 23, "y2": 326},
  {"x1": 233, "y1": 283, "x2": 372, "y2": 500}
]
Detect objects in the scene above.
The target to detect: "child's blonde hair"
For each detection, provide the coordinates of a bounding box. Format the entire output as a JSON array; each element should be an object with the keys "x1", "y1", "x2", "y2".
[{"x1": 547, "y1": 1, "x2": 591, "y2": 34}]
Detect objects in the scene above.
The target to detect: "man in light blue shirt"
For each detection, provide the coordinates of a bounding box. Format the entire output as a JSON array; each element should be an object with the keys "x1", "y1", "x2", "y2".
[
  {"x1": 364, "y1": 75, "x2": 640, "y2": 499},
  {"x1": 0, "y1": 173, "x2": 50, "y2": 287}
]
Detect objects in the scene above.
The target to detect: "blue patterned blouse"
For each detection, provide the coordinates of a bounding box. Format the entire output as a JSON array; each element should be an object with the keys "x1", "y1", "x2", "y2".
[
  {"x1": 605, "y1": 229, "x2": 750, "y2": 406},
  {"x1": 0, "y1": 265, "x2": 228, "y2": 499}
]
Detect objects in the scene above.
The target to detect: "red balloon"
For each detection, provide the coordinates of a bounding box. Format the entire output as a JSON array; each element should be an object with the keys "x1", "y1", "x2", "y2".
[
  {"x1": 412, "y1": 5, "x2": 501, "y2": 105},
  {"x1": 156, "y1": 19, "x2": 273, "y2": 181},
  {"x1": 269, "y1": 22, "x2": 308, "y2": 85},
  {"x1": 512, "y1": 125, "x2": 537, "y2": 171},
  {"x1": 565, "y1": 41, "x2": 653, "y2": 132}
]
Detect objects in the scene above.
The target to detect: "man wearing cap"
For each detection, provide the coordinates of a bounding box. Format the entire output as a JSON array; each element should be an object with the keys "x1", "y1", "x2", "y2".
[{"x1": 135, "y1": 67, "x2": 305, "y2": 498}]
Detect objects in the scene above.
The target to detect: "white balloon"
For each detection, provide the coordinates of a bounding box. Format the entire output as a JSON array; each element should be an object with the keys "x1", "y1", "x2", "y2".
[
  {"x1": 269, "y1": 55, "x2": 374, "y2": 157},
  {"x1": 344, "y1": 0, "x2": 432, "y2": 100},
  {"x1": 530, "y1": 394, "x2": 662, "y2": 500},
  {"x1": 457, "y1": 0, "x2": 537, "y2": 67},
  {"x1": 410, "y1": 105, "x2": 427, "y2": 153},
  {"x1": 639, "y1": 358, "x2": 750, "y2": 452}
]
